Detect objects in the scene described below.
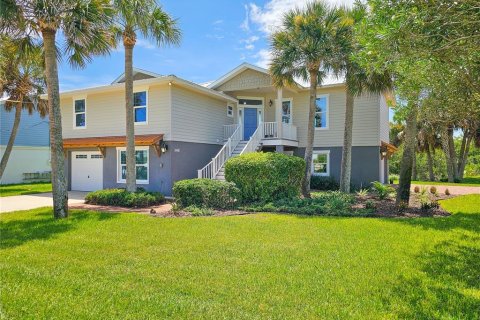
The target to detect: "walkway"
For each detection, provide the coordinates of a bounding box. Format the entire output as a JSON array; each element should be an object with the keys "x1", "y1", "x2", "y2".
[{"x1": 0, "y1": 191, "x2": 87, "y2": 213}]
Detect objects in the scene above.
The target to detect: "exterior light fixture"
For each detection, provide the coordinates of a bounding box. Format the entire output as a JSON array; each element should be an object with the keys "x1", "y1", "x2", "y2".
[
  {"x1": 269, "y1": 99, "x2": 273, "y2": 107},
  {"x1": 160, "y1": 141, "x2": 168, "y2": 153}
]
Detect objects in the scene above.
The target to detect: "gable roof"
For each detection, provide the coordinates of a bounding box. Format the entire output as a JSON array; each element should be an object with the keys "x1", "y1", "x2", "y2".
[
  {"x1": 111, "y1": 67, "x2": 163, "y2": 84},
  {"x1": 207, "y1": 62, "x2": 272, "y2": 90}
]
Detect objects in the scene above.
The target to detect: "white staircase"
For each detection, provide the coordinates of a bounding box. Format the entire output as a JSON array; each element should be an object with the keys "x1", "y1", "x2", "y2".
[{"x1": 214, "y1": 141, "x2": 248, "y2": 181}]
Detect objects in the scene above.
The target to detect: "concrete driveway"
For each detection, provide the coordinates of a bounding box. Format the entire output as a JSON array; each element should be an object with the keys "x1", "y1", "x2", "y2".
[{"x1": 0, "y1": 191, "x2": 87, "y2": 213}]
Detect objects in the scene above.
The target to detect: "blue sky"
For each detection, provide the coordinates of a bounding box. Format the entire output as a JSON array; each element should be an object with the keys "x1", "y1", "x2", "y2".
[{"x1": 58, "y1": 0, "x2": 354, "y2": 91}]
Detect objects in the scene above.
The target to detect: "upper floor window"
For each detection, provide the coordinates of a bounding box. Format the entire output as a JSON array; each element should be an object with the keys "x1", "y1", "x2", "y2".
[
  {"x1": 74, "y1": 99, "x2": 86, "y2": 128},
  {"x1": 134, "y1": 91, "x2": 147, "y2": 124},
  {"x1": 314, "y1": 95, "x2": 328, "y2": 129},
  {"x1": 282, "y1": 100, "x2": 292, "y2": 124},
  {"x1": 227, "y1": 105, "x2": 233, "y2": 117},
  {"x1": 312, "y1": 151, "x2": 330, "y2": 176}
]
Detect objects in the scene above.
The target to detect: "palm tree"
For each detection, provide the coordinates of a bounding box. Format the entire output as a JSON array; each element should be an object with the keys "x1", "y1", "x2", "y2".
[
  {"x1": 336, "y1": 3, "x2": 392, "y2": 193},
  {"x1": 0, "y1": 37, "x2": 47, "y2": 179},
  {"x1": 1, "y1": 0, "x2": 114, "y2": 218},
  {"x1": 112, "y1": 0, "x2": 181, "y2": 192},
  {"x1": 270, "y1": 1, "x2": 342, "y2": 197}
]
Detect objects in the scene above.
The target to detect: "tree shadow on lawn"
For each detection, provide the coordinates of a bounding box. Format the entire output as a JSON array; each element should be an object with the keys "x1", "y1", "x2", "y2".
[
  {"x1": 392, "y1": 212, "x2": 480, "y2": 233},
  {"x1": 386, "y1": 237, "x2": 480, "y2": 319},
  {"x1": 0, "y1": 209, "x2": 119, "y2": 249}
]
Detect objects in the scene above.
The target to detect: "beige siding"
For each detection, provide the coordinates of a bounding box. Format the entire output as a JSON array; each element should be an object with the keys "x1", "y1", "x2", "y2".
[
  {"x1": 379, "y1": 94, "x2": 389, "y2": 143},
  {"x1": 60, "y1": 84, "x2": 172, "y2": 139},
  {"x1": 171, "y1": 86, "x2": 232, "y2": 144},
  {"x1": 294, "y1": 88, "x2": 380, "y2": 147},
  {"x1": 217, "y1": 69, "x2": 272, "y2": 91}
]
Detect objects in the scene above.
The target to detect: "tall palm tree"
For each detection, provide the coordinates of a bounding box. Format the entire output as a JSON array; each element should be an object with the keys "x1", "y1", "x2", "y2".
[
  {"x1": 336, "y1": 3, "x2": 392, "y2": 193},
  {"x1": 0, "y1": 36, "x2": 47, "y2": 179},
  {"x1": 270, "y1": 1, "x2": 342, "y2": 197},
  {"x1": 1, "y1": 0, "x2": 114, "y2": 218},
  {"x1": 112, "y1": 0, "x2": 180, "y2": 192}
]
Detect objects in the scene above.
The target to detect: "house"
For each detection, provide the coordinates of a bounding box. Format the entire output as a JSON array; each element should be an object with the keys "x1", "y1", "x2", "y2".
[
  {"x1": 55, "y1": 63, "x2": 394, "y2": 196},
  {"x1": 0, "y1": 102, "x2": 51, "y2": 184}
]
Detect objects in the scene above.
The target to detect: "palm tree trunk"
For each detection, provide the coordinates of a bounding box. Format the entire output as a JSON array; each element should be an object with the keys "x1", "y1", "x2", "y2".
[
  {"x1": 340, "y1": 90, "x2": 354, "y2": 193},
  {"x1": 396, "y1": 101, "x2": 417, "y2": 205},
  {"x1": 124, "y1": 41, "x2": 136, "y2": 193},
  {"x1": 440, "y1": 127, "x2": 454, "y2": 182},
  {"x1": 302, "y1": 70, "x2": 318, "y2": 198},
  {"x1": 412, "y1": 150, "x2": 417, "y2": 181},
  {"x1": 42, "y1": 29, "x2": 68, "y2": 218},
  {"x1": 0, "y1": 101, "x2": 22, "y2": 179},
  {"x1": 426, "y1": 142, "x2": 435, "y2": 181}
]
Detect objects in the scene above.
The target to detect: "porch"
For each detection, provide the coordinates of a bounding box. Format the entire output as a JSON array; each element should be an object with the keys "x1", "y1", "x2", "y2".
[{"x1": 223, "y1": 121, "x2": 298, "y2": 147}]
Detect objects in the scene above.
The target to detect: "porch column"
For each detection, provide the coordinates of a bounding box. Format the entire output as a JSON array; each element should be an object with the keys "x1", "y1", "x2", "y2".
[{"x1": 275, "y1": 87, "x2": 283, "y2": 139}]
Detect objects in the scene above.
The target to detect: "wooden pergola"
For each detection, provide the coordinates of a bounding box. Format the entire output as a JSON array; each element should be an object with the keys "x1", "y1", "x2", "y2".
[{"x1": 380, "y1": 141, "x2": 398, "y2": 160}]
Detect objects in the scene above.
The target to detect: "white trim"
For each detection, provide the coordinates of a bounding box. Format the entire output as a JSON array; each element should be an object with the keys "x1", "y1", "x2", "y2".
[
  {"x1": 227, "y1": 104, "x2": 234, "y2": 118},
  {"x1": 314, "y1": 94, "x2": 329, "y2": 130},
  {"x1": 73, "y1": 97, "x2": 87, "y2": 129},
  {"x1": 237, "y1": 96, "x2": 264, "y2": 135},
  {"x1": 312, "y1": 150, "x2": 330, "y2": 176},
  {"x1": 208, "y1": 62, "x2": 271, "y2": 89},
  {"x1": 278, "y1": 98, "x2": 293, "y2": 124},
  {"x1": 116, "y1": 146, "x2": 149, "y2": 184},
  {"x1": 111, "y1": 68, "x2": 162, "y2": 84},
  {"x1": 133, "y1": 90, "x2": 148, "y2": 125}
]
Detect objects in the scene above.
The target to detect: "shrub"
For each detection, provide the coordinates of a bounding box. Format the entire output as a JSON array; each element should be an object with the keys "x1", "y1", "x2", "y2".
[
  {"x1": 413, "y1": 186, "x2": 420, "y2": 193},
  {"x1": 445, "y1": 188, "x2": 451, "y2": 196},
  {"x1": 242, "y1": 191, "x2": 360, "y2": 216},
  {"x1": 365, "y1": 200, "x2": 376, "y2": 210},
  {"x1": 429, "y1": 186, "x2": 437, "y2": 194},
  {"x1": 183, "y1": 206, "x2": 215, "y2": 217},
  {"x1": 172, "y1": 179, "x2": 241, "y2": 209},
  {"x1": 418, "y1": 193, "x2": 439, "y2": 212},
  {"x1": 371, "y1": 181, "x2": 395, "y2": 200},
  {"x1": 225, "y1": 152, "x2": 305, "y2": 202},
  {"x1": 85, "y1": 189, "x2": 164, "y2": 208},
  {"x1": 356, "y1": 188, "x2": 369, "y2": 198},
  {"x1": 310, "y1": 176, "x2": 339, "y2": 191}
]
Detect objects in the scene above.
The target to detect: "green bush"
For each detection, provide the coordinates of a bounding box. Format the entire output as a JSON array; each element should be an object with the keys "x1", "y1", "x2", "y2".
[
  {"x1": 242, "y1": 191, "x2": 362, "y2": 216},
  {"x1": 172, "y1": 179, "x2": 241, "y2": 209},
  {"x1": 85, "y1": 189, "x2": 164, "y2": 208},
  {"x1": 183, "y1": 206, "x2": 215, "y2": 217},
  {"x1": 371, "y1": 181, "x2": 395, "y2": 200},
  {"x1": 310, "y1": 175, "x2": 339, "y2": 191},
  {"x1": 225, "y1": 152, "x2": 305, "y2": 202}
]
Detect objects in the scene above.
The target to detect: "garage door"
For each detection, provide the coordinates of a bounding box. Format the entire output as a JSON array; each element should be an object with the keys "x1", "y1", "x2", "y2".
[{"x1": 71, "y1": 151, "x2": 103, "y2": 191}]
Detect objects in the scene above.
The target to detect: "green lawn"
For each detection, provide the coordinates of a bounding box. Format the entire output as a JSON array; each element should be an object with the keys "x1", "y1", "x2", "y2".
[
  {"x1": 393, "y1": 176, "x2": 480, "y2": 187},
  {"x1": 1, "y1": 195, "x2": 479, "y2": 319},
  {"x1": 0, "y1": 182, "x2": 52, "y2": 197}
]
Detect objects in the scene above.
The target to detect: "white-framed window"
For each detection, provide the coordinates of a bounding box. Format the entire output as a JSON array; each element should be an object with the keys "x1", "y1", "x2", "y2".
[
  {"x1": 282, "y1": 99, "x2": 292, "y2": 124},
  {"x1": 314, "y1": 94, "x2": 329, "y2": 129},
  {"x1": 116, "y1": 147, "x2": 149, "y2": 184},
  {"x1": 312, "y1": 151, "x2": 330, "y2": 176},
  {"x1": 74, "y1": 99, "x2": 86, "y2": 128},
  {"x1": 227, "y1": 105, "x2": 233, "y2": 117},
  {"x1": 134, "y1": 91, "x2": 147, "y2": 124}
]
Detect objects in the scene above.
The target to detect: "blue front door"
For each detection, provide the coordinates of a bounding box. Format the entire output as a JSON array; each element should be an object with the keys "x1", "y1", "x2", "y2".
[{"x1": 243, "y1": 108, "x2": 258, "y2": 140}]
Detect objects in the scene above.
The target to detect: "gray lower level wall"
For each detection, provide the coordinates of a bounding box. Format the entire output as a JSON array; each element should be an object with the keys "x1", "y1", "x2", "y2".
[
  {"x1": 294, "y1": 146, "x2": 386, "y2": 188},
  {"x1": 65, "y1": 141, "x2": 222, "y2": 196}
]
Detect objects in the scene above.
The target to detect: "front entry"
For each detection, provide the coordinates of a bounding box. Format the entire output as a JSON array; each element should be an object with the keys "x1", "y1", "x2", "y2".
[{"x1": 243, "y1": 107, "x2": 258, "y2": 140}]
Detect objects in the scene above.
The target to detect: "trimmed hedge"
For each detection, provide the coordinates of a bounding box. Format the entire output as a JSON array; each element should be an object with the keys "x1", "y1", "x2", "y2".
[
  {"x1": 172, "y1": 179, "x2": 241, "y2": 209},
  {"x1": 310, "y1": 176, "x2": 339, "y2": 191},
  {"x1": 85, "y1": 189, "x2": 165, "y2": 208},
  {"x1": 225, "y1": 152, "x2": 305, "y2": 202}
]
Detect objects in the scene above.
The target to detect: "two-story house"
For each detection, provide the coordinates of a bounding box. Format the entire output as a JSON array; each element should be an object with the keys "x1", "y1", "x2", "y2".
[{"x1": 56, "y1": 63, "x2": 394, "y2": 196}]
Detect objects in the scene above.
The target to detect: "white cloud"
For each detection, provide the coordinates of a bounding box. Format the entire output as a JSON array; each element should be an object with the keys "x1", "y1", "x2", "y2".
[
  {"x1": 206, "y1": 34, "x2": 225, "y2": 40},
  {"x1": 136, "y1": 39, "x2": 156, "y2": 50},
  {"x1": 240, "y1": 4, "x2": 250, "y2": 32},
  {"x1": 213, "y1": 19, "x2": 224, "y2": 25},
  {"x1": 245, "y1": 44, "x2": 255, "y2": 50},
  {"x1": 240, "y1": 35, "x2": 260, "y2": 50},
  {"x1": 253, "y1": 49, "x2": 272, "y2": 69}
]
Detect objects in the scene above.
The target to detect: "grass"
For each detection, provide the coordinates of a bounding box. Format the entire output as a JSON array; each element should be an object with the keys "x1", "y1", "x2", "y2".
[
  {"x1": 0, "y1": 182, "x2": 52, "y2": 197},
  {"x1": 1, "y1": 195, "x2": 479, "y2": 319},
  {"x1": 393, "y1": 176, "x2": 480, "y2": 187}
]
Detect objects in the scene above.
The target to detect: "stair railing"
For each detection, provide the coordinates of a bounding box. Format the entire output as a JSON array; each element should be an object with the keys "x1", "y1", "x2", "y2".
[
  {"x1": 241, "y1": 122, "x2": 263, "y2": 155},
  {"x1": 198, "y1": 124, "x2": 241, "y2": 179}
]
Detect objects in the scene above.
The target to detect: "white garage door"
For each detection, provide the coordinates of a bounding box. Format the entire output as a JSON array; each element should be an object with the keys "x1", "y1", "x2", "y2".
[{"x1": 71, "y1": 151, "x2": 104, "y2": 191}]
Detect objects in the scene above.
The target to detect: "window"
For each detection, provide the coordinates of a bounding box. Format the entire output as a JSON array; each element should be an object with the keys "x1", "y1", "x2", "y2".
[
  {"x1": 117, "y1": 147, "x2": 149, "y2": 183},
  {"x1": 238, "y1": 98, "x2": 262, "y2": 106},
  {"x1": 75, "y1": 154, "x2": 87, "y2": 159},
  {"x1": 282, "y1": 100, "x2": 292, "y2": 124},
  {"x1": 74, "y1": 99, "x2": 86, "y2": 128},
  {"x1": 134, "y1": 91, "x2": 147, "y2": 123},
  {"x1": 227, "y1": 105, "x2": 233, "y2": 117},
  {"x1": 314, "y1": 95, "x2": 328, "y2": 129},
  {"x1": 312, "y1": 151, "x2": 330, "y2": 176}
]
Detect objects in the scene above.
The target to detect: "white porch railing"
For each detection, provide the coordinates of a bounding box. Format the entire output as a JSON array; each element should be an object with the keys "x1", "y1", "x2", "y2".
[
  {"x1": 198, "y1": 124, "x2": 242, "y2": 179},
  {"x1": 241, "y1": 123, "x2": 263, "y2": 155},
  {"x1": 223, "y1": 124, "x2": 239, "y2": 140},
  {"x1": 261, "y1": 122, "x2": 297, "y2": 140}
]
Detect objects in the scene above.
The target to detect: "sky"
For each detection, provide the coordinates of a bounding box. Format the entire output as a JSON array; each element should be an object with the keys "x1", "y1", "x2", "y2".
[{"x1": 57, "y1": 0, "x2": 355, "y2": 91}]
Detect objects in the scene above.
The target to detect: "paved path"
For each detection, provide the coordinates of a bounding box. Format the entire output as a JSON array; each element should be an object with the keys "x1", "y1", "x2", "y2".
[
  {"x1": 410, "y1": 184, "x2": 479, "y2": 195},
  {"x1": 0, "y1": 191, "x2": 87, "y2": 213}
]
